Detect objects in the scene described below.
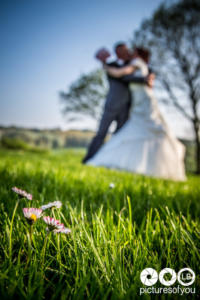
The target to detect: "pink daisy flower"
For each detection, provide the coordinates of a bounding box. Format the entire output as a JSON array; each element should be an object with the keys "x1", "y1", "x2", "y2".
[
  {"x1": 23, "y1": 208, "x2": 43, "y2": 224},
  {"x1": 12, "y1": 187, "x2": 32, "y2": 200},
  {"x1": 57, "y1": 227, "x2": 71, "y2": 234},
  {"x1": 43, "y1": 216, "x2": 71, "y2": 234},
  {"x1": 41, "y1": 201, "x2": 62, "y2": 211}
]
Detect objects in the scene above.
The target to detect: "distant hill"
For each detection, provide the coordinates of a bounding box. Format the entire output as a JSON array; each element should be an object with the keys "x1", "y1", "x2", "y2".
[
  {"x1": 0, "y1": 125, "x2": 196, "y2": 172},
  {"x1": 0, "y1": 126, "x2": 95, "y2": 149}
]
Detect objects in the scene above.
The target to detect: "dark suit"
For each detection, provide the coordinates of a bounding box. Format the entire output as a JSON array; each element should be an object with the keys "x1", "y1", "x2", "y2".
[{"x1": 83, "y1": 60, "x2": 147, "y2": 163}]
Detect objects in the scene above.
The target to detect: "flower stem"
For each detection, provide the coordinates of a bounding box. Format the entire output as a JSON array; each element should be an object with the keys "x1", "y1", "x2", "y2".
[
  {"x1": 9, "y1": 198, "x2": 20, "y2": 261},
  {"x1": 29, "y1": 225, "x2": 33, "y2": 246},
  {"x1": 42, "y1": 232, "x2": 49, "y2": 268},
  {"x1": 56, "y1": 234, "x2": 61, "y2": 268}
]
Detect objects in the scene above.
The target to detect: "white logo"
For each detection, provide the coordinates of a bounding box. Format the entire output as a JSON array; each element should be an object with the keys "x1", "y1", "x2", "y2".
[
  {"x1": 140, "y1": 268, "x2": 158, "y2": 286},
  {"x1": 177, "y1": 268, "x2": 195, "y2": 286},
  {"x1": 140, "y1": 267, "x2": 195, "y2": 286},
  {"x1": 159, "y1": 268, "x2": 176, "y2": 286}
]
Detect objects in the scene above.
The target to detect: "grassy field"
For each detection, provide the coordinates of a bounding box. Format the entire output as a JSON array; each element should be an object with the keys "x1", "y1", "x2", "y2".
[{"x1": 0, "y1": 149, "x2": 199, "y2": 299}]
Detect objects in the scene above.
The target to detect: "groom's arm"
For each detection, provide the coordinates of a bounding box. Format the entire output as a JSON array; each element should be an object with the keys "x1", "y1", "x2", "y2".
[
  {"x1": 121, "y1": 68, "x2": 155, "y2": 86},
  {"x1": 105, "y1": 61, "x2": 155, "y2": 86},
  {"x1": 106, "y1": 62, "x2": 149, "y2": 84},
  {"x1": 121, "y1": 73, "x2": 155, "y2": 88},
  {"x1": 120, "y1": 65, "x2": 154, "y2": 84},
  {"x1": 120, "y1": 73, "x2": 147, "y2": 84}
]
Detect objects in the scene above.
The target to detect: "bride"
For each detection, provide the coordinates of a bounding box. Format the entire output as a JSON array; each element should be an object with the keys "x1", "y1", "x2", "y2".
[{"x1": 86, "y1": 47, "x2": 186, "y2": 181}]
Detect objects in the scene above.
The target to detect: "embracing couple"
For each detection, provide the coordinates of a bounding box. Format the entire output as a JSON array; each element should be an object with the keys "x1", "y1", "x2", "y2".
[{"x1": 83, "y1": 42, "x2": 186, "y2": 181}]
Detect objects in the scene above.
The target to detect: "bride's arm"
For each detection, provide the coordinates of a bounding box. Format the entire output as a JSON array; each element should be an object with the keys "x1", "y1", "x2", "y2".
[{"x1": 103, "y1": 64, "x2": 137, "y2": 78}]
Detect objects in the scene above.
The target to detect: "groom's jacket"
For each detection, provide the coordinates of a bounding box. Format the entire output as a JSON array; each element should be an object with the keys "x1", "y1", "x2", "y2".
[{"x1": 105, "y1": 60, "x2": 147, "y2": 111}]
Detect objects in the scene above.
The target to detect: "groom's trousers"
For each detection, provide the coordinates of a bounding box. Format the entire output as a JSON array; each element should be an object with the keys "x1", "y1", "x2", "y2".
[{"x1": 83, "y1": 103, "x2": 130, "y2": 162}]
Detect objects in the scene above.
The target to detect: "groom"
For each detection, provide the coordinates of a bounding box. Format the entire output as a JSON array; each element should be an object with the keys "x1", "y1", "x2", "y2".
[{"x1": 82, "y1": 43, "x2": 153, "y2": 164}]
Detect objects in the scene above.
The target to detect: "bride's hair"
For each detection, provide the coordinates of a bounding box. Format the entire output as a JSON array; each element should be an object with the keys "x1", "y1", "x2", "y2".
[{"x1": 135, "y1": 47, "x2": 150, "y2": 63}]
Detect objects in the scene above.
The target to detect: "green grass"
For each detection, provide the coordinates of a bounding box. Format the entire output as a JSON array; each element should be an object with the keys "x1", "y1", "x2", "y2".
[{"x1": 0, "y1": 149, "x2": 199, "y2": 300}]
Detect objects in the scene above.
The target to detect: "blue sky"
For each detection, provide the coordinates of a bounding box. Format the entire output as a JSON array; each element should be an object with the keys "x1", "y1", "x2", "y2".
[{"x1": 0, "y1": 0, "x2": 192, "y2": 138}]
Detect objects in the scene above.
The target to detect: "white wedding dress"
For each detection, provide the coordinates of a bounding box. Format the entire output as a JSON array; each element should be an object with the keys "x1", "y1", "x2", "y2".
[{"x1": 87, "y1": 58, "x2": 186, "y2": 181}]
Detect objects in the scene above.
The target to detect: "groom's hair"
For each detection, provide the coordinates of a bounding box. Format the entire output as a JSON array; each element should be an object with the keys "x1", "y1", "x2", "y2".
[
  {"x1": 114, "y1": 42, "x2": 130, "y2": 61},
  {"x1": 114, "y1": 42, "x2": 126, "y2": 52}
]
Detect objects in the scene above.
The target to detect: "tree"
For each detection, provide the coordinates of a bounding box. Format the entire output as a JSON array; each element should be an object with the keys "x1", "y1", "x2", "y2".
[
  {"x1": 134, "y1": 0, "x2": 200, "y2": 173},
  {"x1": 60, "y1": 69, "x2": 107, "y2": 123}
]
